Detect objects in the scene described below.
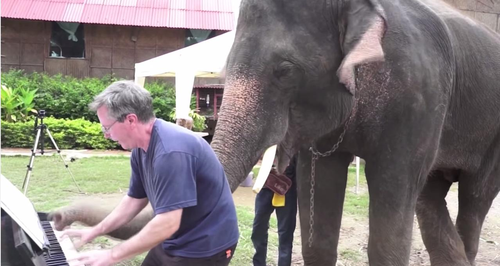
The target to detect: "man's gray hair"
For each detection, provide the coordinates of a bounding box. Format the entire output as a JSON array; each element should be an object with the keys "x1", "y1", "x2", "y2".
[{"x1": 89, "y1": 80, "x2": 155, "y2": 122}]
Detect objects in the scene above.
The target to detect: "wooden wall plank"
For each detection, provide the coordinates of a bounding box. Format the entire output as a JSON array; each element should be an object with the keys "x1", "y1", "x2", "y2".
[{"x1": 67, "y1": 59, "x2": 90, "y2": 78}]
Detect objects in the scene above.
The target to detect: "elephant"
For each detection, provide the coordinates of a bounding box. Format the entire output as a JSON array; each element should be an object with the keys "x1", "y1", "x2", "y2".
[{"x1": 210, "y1": 0, "x2": 500, "y2": 265}]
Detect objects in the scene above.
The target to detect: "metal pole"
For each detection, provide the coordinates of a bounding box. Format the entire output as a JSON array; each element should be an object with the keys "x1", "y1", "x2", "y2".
[
  {"x1": 355, "y1": 156, "x2": 360, "y2": 194},
  {"x1": 45, "y1": 127, "x2": 82, "y2": 193},
  {"x1": 22, "y1": 127, "x2": 42, "y2": 195}
]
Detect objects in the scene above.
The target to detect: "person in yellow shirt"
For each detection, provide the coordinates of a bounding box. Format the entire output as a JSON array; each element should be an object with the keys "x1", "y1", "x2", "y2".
[{"x1": 251, "y1": 154, "x2": 298, "y2": 266}]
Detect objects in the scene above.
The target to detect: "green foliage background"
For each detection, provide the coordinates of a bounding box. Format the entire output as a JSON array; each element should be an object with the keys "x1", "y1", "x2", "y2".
[
  {"x1": 1, "y1": 70, "x2": 198, "y2": 122},
  {"x1": 1, "y1": 117, "x2": 120, "y2": 149},
  {"x1": 1, "y1": 70, "x2": 207, "y2": 149}
]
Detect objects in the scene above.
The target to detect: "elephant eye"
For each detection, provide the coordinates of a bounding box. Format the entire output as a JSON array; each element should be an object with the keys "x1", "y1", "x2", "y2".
[{"x1": 273, "y1": 61, "x2": 295, "y2": 80}]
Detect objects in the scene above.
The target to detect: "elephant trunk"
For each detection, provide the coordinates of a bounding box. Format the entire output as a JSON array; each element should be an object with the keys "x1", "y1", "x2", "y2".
[
  {"x1": 48, "y1": 202, "x2": 153, "y2": 240},
  {"x1": 212, "y1": 73, "x2": 281, "y2": 192},
  {"x1": 212, "y1": 140, "x2": 251, "y2": 192},
  {"x1": 211, "y1": 106, "x2": 263, "y2": 193}
]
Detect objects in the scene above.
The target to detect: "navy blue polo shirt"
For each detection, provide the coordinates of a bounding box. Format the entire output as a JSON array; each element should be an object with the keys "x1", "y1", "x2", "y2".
[{"x1": 127, "y1": 119, "x2": 239, "y2": 258}]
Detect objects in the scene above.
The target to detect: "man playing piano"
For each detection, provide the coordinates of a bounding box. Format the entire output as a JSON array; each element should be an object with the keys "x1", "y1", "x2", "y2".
[{"x1": 61, "y1": 80, "x2": 239, "y2": 266}]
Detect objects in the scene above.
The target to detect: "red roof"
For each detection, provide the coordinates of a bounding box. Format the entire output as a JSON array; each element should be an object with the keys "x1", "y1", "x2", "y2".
[
  {"x1": 1, "y1": 0, "x2": 235, "y2": 30},
  {"x1": 194, "y1": 84, "x2": 224, "y2": 89}
]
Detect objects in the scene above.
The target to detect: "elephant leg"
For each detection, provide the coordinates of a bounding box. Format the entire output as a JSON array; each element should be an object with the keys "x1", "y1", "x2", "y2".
[
  {"x1": 456, "y1": 169, "x2": 500, "y2": 266},
  {"x1": 416, "y1": 171, "x2": 470, "y2": 266},
  {"x1": 364, "y1": 155, "x2": 434, "y2": 266},
  {"x1": 297, "y1": 150, "x2": 352, "y2": 266}
]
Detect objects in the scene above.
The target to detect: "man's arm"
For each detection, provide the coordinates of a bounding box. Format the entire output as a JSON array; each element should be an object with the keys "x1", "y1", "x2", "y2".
[{"x1": 110, "y1": 208, "x2": 182, "y2": 262}]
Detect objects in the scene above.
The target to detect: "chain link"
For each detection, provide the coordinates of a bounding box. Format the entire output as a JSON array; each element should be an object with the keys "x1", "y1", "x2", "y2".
[
  {"x1": 307, "y1": 99, "x2": 357, "y2": 248},
  {"x1": 308, "y1": 153, "x2": 318, "y2": 247}
]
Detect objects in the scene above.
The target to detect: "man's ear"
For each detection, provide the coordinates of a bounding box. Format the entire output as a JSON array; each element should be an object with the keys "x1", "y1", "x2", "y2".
[
  {"x1": 126, "y1": 114, "x2": 138, "y2": 124},
  {"x1": 337, "y1": 0, "x2": 387, "y2": 95}
]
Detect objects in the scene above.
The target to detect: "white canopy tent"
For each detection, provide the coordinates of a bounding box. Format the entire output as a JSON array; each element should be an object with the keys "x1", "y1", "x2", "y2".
[{"x1": 134, "y1": 30, "x2": 236, "y2": 121}]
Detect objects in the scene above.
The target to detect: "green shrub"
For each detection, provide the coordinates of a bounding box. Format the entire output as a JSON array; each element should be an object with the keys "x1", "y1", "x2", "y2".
[
  {"x1": 1, "y1": 117, "x2": 120, "y2": 150},
  {"x1": 1, "y1": 84, "x2": 38, "y2": 122},
  {"x1": 168, "y1": 109, "x2": 207, "y2": 132},
  {"x1": 1, "y1": 70, "x2": 202, "y2": 130},
  {"x1": 145, "y1": 80, "x2": 197, "y2": 121},
  {"x1": 2, "y1": 70, "x2": 118, "y2": 122}
]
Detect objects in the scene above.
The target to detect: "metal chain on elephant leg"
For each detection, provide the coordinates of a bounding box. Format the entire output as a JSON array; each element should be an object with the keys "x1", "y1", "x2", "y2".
[
  {"x1": 307, "y1": 98, "x2": 357, "y2": 248},
  {"x1": 308, "y1": 153, "x2": 318, "y2": 248}
]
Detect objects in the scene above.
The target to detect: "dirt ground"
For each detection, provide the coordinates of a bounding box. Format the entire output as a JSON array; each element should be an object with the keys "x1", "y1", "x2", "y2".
[
  {"x1": 329, "y1": 184, "x2": 500, "y2": 266},
  {"x1": 68, "y1": 184, "x2": 499, "y2": 266},
  {"x1": 232, "y1": 185, "x2": 500, "y2": 266}
]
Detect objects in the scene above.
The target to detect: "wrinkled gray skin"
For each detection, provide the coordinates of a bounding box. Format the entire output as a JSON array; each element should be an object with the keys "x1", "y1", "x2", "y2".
[
  {"x1": 211, "y1": 0, "x2": 500, "y2": 265},
  {"x1": 47, "y1": 202, "x2": 154, "y2": 240}
]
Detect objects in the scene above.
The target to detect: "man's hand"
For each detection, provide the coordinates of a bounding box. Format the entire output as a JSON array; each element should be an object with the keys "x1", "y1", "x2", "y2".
[
  {"x1": 67, "y1": 249, "x2": 118, "y2": 266},
  {"x1": 60, "y1": 228, "x2": 100, "y2": 249}
]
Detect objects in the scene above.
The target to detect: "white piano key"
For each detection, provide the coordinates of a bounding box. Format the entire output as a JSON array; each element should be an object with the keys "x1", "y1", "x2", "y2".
[{"x1": 50, "y1": 222, "x2": 80, "y2": 266}]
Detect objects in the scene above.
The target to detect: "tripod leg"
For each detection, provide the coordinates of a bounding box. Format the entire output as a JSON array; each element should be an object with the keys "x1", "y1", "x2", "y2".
[
  {"x1": 40, "y1": 125, "x2": 45, "y2": 155},
  {"x1": 45, "y1": 127, "x2": 83, "y2": 193},
  {"x1": 22, "y1": 128, "x2": 42, "y2": 195}
]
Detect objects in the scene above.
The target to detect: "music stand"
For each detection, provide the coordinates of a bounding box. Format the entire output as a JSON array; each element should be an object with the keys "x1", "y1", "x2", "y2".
[{"x1": 21, "y1": 110, "x2": 82, "y2": 195}]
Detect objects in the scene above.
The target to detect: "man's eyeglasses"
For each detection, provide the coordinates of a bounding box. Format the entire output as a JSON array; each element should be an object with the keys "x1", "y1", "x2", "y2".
[{"x1": 101, "y1": 120, "x2": 118, "y2": 134}]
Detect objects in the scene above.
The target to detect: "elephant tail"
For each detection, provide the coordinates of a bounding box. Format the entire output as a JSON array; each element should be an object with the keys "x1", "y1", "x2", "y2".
[{"x1": 47, "y1": 201, "x2": 153, "y2": 240}]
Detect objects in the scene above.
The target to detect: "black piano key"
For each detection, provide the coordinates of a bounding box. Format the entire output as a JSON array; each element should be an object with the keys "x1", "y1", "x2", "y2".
[
  {"x1": 44, "y1": 252, "x2": 67, "y2": 259},
  {"x1": 40, "y1": 221, "x2": 70, "y2": 266},
  {"x1": 47, "y1": 260, "x2": 68, "y2": 266},
  {"x1": 45, "y1": 257, "x2": 66, "y2": 265}
]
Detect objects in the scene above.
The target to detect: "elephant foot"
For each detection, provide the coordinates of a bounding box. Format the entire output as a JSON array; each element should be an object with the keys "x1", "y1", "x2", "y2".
[
  {"x1": 303, "y1": 256, "x2": 337, "y2": 266},
  {"x1": 429, "y1": 259, "x2": 471, "y2": 266}
]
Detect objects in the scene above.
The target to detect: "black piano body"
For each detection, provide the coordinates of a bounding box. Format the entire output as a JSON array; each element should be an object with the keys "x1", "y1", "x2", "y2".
[{"x1": 1, "y1": 210, "x2": 70, "y2": 266}]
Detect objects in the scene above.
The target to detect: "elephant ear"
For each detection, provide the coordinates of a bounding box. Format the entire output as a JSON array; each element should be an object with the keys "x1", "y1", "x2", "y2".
[{"x1": 337, "y1": 0, "x2": 387, "y2": 95}]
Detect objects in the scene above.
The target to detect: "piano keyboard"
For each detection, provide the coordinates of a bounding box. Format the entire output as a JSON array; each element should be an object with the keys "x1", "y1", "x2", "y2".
[
  {"x1": 40, "y1": 221, "x2": 79, "y2": 266},
  {"x1": 1, "y1": 202, "x2": 80, "y2": 266},
  {"x1": 41, "y1": 221, "x2": 69, "y2": 266}
]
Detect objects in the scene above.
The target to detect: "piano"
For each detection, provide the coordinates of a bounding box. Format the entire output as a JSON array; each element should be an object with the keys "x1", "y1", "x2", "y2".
[
  {"x1": 1, "y1": 175, "x2": 78, "y2": 266},
  {"x1": 1, "y1": 211, "x2": 79, "y2": 266}
]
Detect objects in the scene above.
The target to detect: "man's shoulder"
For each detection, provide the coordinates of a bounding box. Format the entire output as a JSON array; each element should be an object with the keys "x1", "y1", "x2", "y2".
[
  {"x1": 154, "y1": 119, "x2": 187, "y2": 133},
  {"x1": 152, "y1": 119, "x2": 208, "y2": 157},
  {"x1": 154, "y1": 119, "x2": 200, "y2": 142}
]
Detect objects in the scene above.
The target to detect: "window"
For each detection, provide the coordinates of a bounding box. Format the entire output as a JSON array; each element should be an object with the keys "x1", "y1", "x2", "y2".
[
  {"x1": 185, "y1": 29, "x2": 216, "y2": 47},
  {"x1": 49, "y1": 22, "x2": 85, "y2": 58}
]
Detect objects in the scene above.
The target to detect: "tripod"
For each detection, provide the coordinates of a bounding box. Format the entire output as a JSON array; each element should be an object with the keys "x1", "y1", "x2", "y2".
[{"x1": 22, "y1": 110, "x2": 82, "y2": 195}]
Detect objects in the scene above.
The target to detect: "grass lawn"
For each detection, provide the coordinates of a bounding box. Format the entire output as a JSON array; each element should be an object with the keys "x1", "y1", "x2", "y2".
[
  {"x1": 1, "y1": 155, "x2": 133, "y2": 211},
  {"x1": 1, "y1": 155, "x2": 279, "y2": 266},
  {"x1": 345, "y1": 165, "x2": 369, "y2": 217},
  {"x1": 1, "y1": 155, "x2": 367, "y2": 266}
]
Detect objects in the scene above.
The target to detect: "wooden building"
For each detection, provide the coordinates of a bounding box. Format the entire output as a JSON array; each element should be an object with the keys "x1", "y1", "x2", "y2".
[
  {"x1": 193, "y1": 84, "x2": 224, "y2": 136},
  {"x1": 1, "y1": 0, "x2": 234, "y2": 79}
]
